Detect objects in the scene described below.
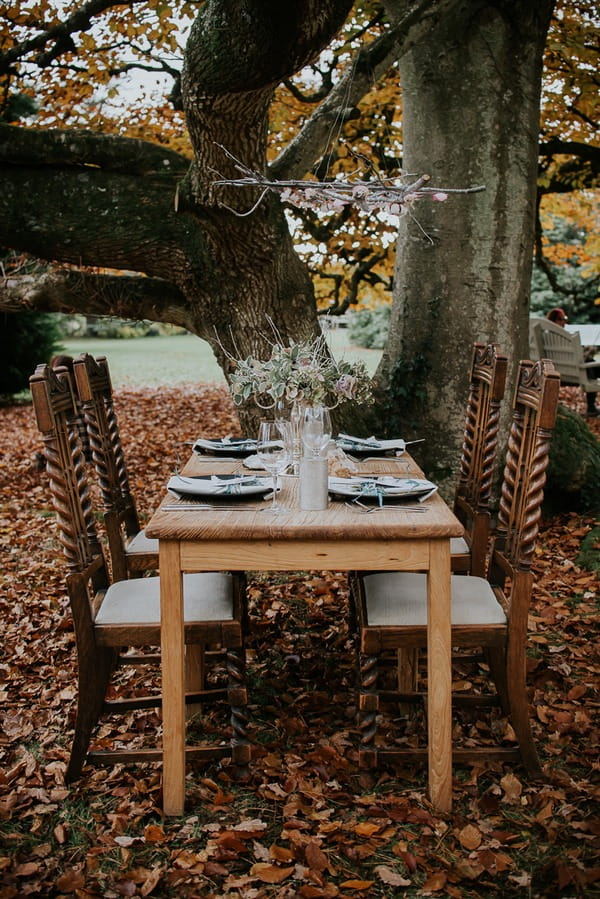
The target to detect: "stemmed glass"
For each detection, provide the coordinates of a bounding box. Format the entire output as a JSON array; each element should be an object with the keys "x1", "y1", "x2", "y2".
[
  {"x1": 301, "y1": 406, "x2": 332, "y2": 458},
  {"x1": 256, "y1": 419, "x2": 291, "y2": 513}
]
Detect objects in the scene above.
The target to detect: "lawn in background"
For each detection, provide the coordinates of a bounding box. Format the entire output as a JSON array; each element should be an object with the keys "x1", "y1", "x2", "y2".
[
  {"x1": 64, "y1": 329, "x2": 382, "y2": 389},
  {"x1": 63, "y1": 334, "x2": 224, "y2": 387}
]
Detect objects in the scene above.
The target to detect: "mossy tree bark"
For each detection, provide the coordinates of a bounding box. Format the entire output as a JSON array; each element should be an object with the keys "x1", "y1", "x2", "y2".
[{"x1": 376, "y1": 0, "x2": 555, "y2": 490}]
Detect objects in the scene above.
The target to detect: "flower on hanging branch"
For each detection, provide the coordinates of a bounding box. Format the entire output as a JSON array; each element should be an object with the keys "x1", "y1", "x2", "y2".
[
  {"x1": 210, "y1": 144, "x2": 484, "y2": 219},
  {"x1": 229, "y1": 334, "x2": 373, "y2": 409}
]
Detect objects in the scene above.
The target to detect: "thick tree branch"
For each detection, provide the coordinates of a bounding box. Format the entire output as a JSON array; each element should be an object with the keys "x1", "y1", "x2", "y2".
[
  {"x1": 0, "y1": 269, "x2": 188, "y2": 324},
  {"x1": 181, "y1": 0, "x2": 356, "y2": 204},
  {"x1": 0, "y1": 126, "x2": 212, "y2": 290},
  {"x1": 270, "y1": 0, "x2": 460, "y2": 181},
  {"x1": 0, "y1": 123, "x2": 189, "y2": 176},
  {"x1": 183, "y1": 0, "x2": 354, "y2": 97},
  {"x1": 0, "y1": 162, "x2": 192, "y2": 275},
  {"x1": 539, "y1": 137, "x2": 600, "y2": 167}
]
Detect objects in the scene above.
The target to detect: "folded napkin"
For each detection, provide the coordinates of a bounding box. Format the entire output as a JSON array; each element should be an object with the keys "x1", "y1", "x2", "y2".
[
  {"x1": 193, "y1": 437, "x2": 257, "y2": 454},
  {"x1": 329, "y1": 475, "x2": 437, "y2": 504},
  {"x1": 243, "y1": 454, "x2": 267, "y2": 471},
  {"x1": 167, "y1": 474, "x2": 270, "y2": 498},
  {"x1": 337, "y1": 433, "x2": 406, "y2": 452}
]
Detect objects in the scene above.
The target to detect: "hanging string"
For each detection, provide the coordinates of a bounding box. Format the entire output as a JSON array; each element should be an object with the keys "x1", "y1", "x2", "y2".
[
  {"x1": 208, "y1": 28, "x2": 485, "y2": 219},
  {"x1": 320, "y1": 41, "x2": 361, "y2": 183}
]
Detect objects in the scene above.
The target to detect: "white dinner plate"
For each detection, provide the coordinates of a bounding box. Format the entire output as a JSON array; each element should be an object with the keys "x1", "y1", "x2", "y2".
[
  {"x1": 167, "y1": 474, "x2": 273, "y2": 499},
  {"x1": 328, "y1": 476, "x2": 437, "y2": 502}
]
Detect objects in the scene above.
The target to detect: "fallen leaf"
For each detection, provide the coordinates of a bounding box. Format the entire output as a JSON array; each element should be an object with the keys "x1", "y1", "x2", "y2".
[
  {"x1": 457, "y1": 823, "x2": 482, "y2": 850},
  {"x1": 250, "y1": 862, "x2": 295, "y2": 883},
  {"x1": 421, "y1": 871, "x2": 447, "y2": 891},
  {"x1": 374, "y1": 864, "x2": 411, "y2": 886},
  {"x1": 500, "y1": 773, "x2": 523, "y2": 803}
]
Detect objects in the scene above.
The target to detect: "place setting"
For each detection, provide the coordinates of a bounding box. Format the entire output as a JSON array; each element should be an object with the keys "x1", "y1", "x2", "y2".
[
  {"x1": 335, "y1": 432, "x2": 424, "y2": 460},
  {"x1": 164, "y1": 419, "x2": 293, "y2": 513},
  {"x1": 191, "y1": 436, "x2": 258, "y2": 459},
  {"x1": 328, "y1": 474, "x2": 438, "y2": 512}
]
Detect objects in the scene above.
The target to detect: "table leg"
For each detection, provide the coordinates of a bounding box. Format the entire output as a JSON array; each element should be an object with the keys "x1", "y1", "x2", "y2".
[
  {"x1": 427, "y1": 538, "x2": 452, "y2": 813},
  {"x1": 160, "y1": 540, "x2": 186, "y2": 816}
]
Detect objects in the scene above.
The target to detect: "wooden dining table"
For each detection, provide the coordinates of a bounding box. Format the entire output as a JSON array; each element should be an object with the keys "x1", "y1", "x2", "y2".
[{"x1": 145, "y1": 452, "x2": 464, "y2": 816}]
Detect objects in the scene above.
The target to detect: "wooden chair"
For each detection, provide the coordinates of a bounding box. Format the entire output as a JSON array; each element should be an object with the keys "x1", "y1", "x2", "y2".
[
  {"x1": 30, "y1": 362, "x2": 250, "y2": 783},
  {"x1": 451, "y1": 342, "x2": 508, "y2": 577},
  {"x1": 72, "y1": 353, "x2": 158, "y2": 580},
  {"x1": 353, "y1": 358, "x2": 560, "y2": 776},
  {"x1": 393, "y1": 343, "x2": 507, "y2": 695}
]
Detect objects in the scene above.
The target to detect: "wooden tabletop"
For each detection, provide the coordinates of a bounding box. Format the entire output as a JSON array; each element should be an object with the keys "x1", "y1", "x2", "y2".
[{"x1": 145, "y1": 454, "x2": 464, "y2": 544}]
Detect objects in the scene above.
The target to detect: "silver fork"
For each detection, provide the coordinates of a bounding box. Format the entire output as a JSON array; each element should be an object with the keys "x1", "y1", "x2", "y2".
[
  {"x1": 163, "y1": 502, "x2": 263, "y2": 511},
  {"x1": 344, "y1": 499, "x2": 427, "y2": 514}
]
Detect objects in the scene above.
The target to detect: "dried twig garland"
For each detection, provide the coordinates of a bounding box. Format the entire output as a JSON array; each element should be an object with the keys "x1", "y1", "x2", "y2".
[{"x1": 210, "y1": 144, "x2": 485, "y2": 218}]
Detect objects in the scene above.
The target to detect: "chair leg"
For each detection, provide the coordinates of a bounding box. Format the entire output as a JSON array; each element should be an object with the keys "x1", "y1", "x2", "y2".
[
  {"x1": 358, "y1": 652, "x2": 379, "y2": 767},
  {"x1": 506, "y1": 643, "x2": 542, "y2": 777},
  {"x1": 347, "y1": 574, "x2": 359, "y2": 636},
  {"x1": 227, "y1": 648, "x2": 251, "y2": 771},
  {"x1": 397, "y1": 648, "x2": 418, "y2": 715},
  {"x1": 487, "y1": 646, "x2": 510, "y2": 714},
  {"x1": 185, "y1": 645, "x2": 206, "y2": 717},
  {"x1": 66, "y1": 647, "x2": 118, "y2": 782}
]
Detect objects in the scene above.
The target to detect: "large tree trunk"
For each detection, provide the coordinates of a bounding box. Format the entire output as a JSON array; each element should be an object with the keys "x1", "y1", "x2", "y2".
[{"x1": 377, "y1": 0, "x2": 554, "y2": 493}]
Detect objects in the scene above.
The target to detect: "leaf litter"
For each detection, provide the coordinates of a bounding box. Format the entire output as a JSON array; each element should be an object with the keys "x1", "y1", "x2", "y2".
[{"x1": 0, "y1": 383, "x2": 598, "y2": 898}]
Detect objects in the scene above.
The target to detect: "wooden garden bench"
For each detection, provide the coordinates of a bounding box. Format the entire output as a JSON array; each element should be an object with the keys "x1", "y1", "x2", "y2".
[{"x1": 532, "y1": 319, "x2": 600, "y2": 396}]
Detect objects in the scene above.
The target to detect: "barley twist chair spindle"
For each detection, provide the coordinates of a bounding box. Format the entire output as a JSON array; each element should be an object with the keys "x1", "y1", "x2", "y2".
[{"x1": 451, "y1": 342, "x2": 508, "y2": 577}]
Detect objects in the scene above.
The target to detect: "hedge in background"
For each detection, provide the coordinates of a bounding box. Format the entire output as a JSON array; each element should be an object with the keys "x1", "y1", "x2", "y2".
[
  {"x1": 0, "y1": 311, "x2": 63, "y2": 398},
  {"x1": 545, "y1": 405, "x2": 600, "y2": 515}
]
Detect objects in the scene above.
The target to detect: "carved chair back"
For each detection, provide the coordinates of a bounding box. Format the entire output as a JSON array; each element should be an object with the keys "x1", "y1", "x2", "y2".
[
  {"x1": 453, "y1": 342, "x2": 508, "y2": 575},
  {"x1": 30, "y1": 362, "x2": 106, "y2": 579},
  {"x1": 492, "y1": 358, "x2": 560, "y2": 579},
  {"x1": 72, "y1": 353, "x2": 157, "y2": 579},
  {"x1": 73, "y1": 353, "x2": 139, "y2": 530}
]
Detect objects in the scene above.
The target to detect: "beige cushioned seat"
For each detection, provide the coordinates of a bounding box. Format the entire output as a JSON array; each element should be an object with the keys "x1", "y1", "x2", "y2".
[
  {"x1": 125, "y1": 529, "x2": 159, "y2": 555},
  {"x1": 450, "y1": 536, "x2": 469, "y2": 555},
  {"x1": 362, "y1": 571, "x2": 506, "y2": 627},
  {"x1": 95, "y1": 572, "x2": 233, "y2": 626}
]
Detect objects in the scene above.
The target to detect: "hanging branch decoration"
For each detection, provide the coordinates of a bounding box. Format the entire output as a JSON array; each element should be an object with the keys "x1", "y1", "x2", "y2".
[{"x1": 210, "y1": 144, "x2": 486, "y2": 218}]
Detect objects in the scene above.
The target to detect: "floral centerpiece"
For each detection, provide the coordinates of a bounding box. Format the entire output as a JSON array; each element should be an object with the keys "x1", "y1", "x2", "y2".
[{"x1": 229, "y1": 334, "x2": 373, "y2": 409}]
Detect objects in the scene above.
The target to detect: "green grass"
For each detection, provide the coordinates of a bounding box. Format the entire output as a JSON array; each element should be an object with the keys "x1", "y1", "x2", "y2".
[
  {"x1": 63, "y1": 330, "x2": 382, "y2": 388},
  {"x1": 63, "y1": 334, "x2": 224, "y2": 387}
]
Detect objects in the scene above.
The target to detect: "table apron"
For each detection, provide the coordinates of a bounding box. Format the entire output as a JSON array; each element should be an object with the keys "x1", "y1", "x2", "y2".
[{"x1": 178, "y1": 538, "x2": 434, "y2": 571}]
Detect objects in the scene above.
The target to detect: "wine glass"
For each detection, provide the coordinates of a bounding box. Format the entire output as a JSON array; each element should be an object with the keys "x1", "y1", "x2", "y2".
[
  {"x1": 301, "y1": 406, "x2": 332, "y2": 458},
  {"x1": 289, "y1": 400, "x2": 306, "y2": 475},
  {"x1": 256, "y1": 419, "x2": 291, "y2": 513}
]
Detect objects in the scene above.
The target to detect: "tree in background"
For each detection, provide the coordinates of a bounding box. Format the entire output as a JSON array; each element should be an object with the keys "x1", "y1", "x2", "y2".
[
  {"x1": 532, "y1": 193, "x2": 599, "y2": 320},
  {"x1": 0, "y1": 0, "x2": 598, "y2": 480}
]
